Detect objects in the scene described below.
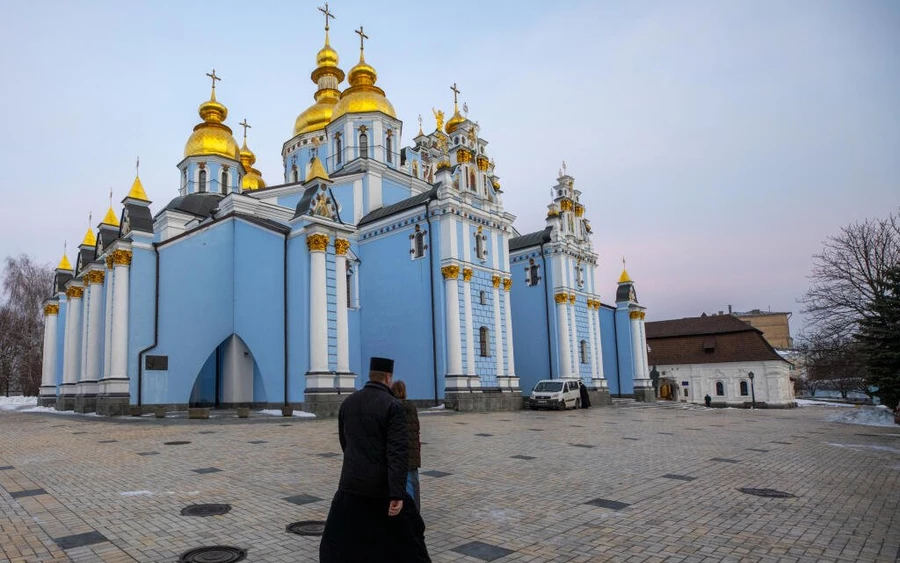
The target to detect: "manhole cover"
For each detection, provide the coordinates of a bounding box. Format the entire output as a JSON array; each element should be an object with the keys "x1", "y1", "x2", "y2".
[
  {"x1": 179, "y1": 545, "x2": 246, "y2": 563},
  {"x1": 738, "y1": 488, "x2": 796, "y2": 498},
  {"x1": 286, "y1": 520, "x2": 326, "y2": 536},
  {"x1": 181, "y1": 504, "x2": 232, "y2": 517},
  {"x1": 165, "y1": 441, "x2": 192, "y2": 445}
]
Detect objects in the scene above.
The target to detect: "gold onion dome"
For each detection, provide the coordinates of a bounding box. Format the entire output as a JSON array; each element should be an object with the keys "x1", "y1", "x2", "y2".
[
  {"x1": 101, "y1": 206, "x2": 120, "y2": 227},
  {"x1": 294, "y1": 29, "x2": 346, "y2": 136},
  {"x1": 240, "y1": 141, "x2": 266, "y2": 191},
  {"x1": 184, "y1": 88, "x2": 240, "y2": 160},
  {"x1": 331, "y1": 46, "x2": 396, "y2": 121},
  {"x1": 445, "y1": 105, "x2": 465, "y2": 134}
]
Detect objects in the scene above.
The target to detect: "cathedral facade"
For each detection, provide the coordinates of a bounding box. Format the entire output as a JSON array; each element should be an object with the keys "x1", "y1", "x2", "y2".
[{"x1": 38, "y1": 13, "x2": 652, "y2": 415}]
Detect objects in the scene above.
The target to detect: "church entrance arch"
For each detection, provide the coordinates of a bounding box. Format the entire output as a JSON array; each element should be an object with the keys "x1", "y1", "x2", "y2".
[{"x1": 189, "y1": 334, "x2": 261, "y2": 408}]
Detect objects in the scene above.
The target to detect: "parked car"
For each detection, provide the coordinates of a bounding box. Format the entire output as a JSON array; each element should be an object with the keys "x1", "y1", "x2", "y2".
[{"x1": 529, "y1": 379, "x2": 583, "y2": 410}]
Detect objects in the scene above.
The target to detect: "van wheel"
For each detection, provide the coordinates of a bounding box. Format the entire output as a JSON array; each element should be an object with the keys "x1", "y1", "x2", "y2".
[{"x1": 575, "y1": 399, "x2": 581, "y2": 409}]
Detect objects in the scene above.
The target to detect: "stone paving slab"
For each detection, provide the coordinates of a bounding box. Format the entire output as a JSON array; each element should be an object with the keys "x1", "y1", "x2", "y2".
[{"x1": 1, "y1": 403, "x2": 898, "y2": 562}]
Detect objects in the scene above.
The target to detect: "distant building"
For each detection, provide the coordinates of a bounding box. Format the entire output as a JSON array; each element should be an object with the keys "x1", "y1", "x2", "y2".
[
  {"x1": 733, "y1": 309, "x2": 793, "y2": 349},
  {"x1": 646, "y1": 314, "x2": 796, "y2": 408}
]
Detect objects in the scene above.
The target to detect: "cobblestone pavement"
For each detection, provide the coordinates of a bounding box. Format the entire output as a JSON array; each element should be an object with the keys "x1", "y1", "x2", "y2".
[{"x1": 1, "y1": 402, "x2": 898, "y2": 563}]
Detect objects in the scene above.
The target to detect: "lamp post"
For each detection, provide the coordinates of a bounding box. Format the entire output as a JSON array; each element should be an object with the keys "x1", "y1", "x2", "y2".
[{"x1": 748, "y1": 371, "x2": 756, "y2": 409}]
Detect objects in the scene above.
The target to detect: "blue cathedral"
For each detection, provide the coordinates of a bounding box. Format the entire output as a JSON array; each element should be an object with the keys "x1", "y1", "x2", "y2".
[{"x1": 38, "y1": 10, "x2": 654, "y2": 416}]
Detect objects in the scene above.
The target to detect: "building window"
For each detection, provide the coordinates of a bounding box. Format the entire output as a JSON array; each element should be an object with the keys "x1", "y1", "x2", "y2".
[
  {"x1": 386, "y1": 130, "x2": 393, "y2": 164},
  {"x1": 740, "y1": 381, "x2": 749, "y2": 396},
  {"x1": 715, "y1": 381, "x2": 724, "y2": 396},
  {"x1": 479, "y1": 290, "x2": 487, "y2": 305},
  {"x1": 359, "y1": 131, "x2": 368, "y2": 158},
  {"x1": 474, "y1": 226, "x2": 487, "y2": 260},
  {"x1": 479, "y1": 326, "x2": 489, "y2": 357},
  {"x1": 335, "y1": 133, "x2": 343, "y2": 165},
  {"x1": 575, "y1": 260, "x2": 584, "y2": 287},
  {"x1": 579, "y1": 340, "x2": 588, "y2": 364},
  {"x1": 525, "y1": 259, "x2": 541, "y2": 286},
  {"x1": 409, "y1": 225, "x2": 427, "y2": 259},
  {"x1": 346, "y1": 262, "x2": 353, "y2": 306},
  {"x1": 198, "y1": 169, "x2": 207, "y2": 193},
  {"x1": 220, "y1": 169, "x2": 228, "y2": 194},
  {"x1": 292, "y1": 165, "x2": 299, "y2": 183}
]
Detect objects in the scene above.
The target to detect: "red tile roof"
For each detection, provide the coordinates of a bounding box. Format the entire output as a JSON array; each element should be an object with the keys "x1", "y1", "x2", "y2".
[{"x1": 646, "y1": 315, "x2": 788, "y2": 365}]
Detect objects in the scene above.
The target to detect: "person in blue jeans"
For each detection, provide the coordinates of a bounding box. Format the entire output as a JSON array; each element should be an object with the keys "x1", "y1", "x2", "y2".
[{"x1": 391, "y1": 380, "x2": 421, "y2": 510}]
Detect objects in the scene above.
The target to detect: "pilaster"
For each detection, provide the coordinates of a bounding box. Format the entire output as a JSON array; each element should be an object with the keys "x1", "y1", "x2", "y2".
[{"x1": 39, "y1": 303, "x2": 59, "y2": 406}]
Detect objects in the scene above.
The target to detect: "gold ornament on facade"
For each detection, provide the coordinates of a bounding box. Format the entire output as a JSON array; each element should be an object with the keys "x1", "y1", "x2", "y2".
[
  {"x1": 441, "y1": 265, "x2": 460, "y2": 279},
  {"x1": 84, "y1": 270, "x2": 106, "y2": 285},
  {"x1": 462, "y1": 268, "x2": 473, "y2": 282},
  {"x1": 456, "y1": 148, "x2": 472, "y2": 163},
  {"x1": 334, "y1": 238, "x2": 351, "y2": 255},
  {"x1": 569, "y1": 293, "x2": 576, "y2": 305},
  {"x1": 560, "y1": 199, "x2": 573, "y2": 212},
  {"x1": 547, "y1": 209, "x2": 560, "y2": 218},
  {"x1": 629, "y1": 311, "x2": 646, "y2": 320},
  {"x1": 111, "y1": 249, "x2": 133, "y2": 267},
  {"x1": 503, "y1": 278, "x2": 512, "y2": 291},
  {"x1": 306, "y1": 233, "x2": 330, "y2": 252},
  {"x1": 575, "y1": 204, "x2": 584, "y2": 217},
  {"x1": 492, "y1": 275, "x2": 501, "y2": 288},
  {"x1": 554, "y1": 292, "x2": 569, "y2": 304},
  {"x1": 432, "y1": 108, "x2": 445, "y2": 131},
  {"x1": 106, "y1": 255, "x2": 114, "y2": 270},
  {"x1": 66, "y1": 286, "x2": 84, "y2": 299},
  {"x1": 476, "y1": 156, "x2": 489, "y2": 171},
  {"x1": 436, "y1": 159, "x2": 451, "y2": 170},
  {"x1": 44, "y1": 303, "x2": 60, "y2": 316}
]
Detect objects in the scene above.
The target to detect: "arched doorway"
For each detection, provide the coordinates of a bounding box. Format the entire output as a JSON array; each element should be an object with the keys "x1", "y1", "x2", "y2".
[{"x1": 189, "y1": 334, "x2": 262, "y2": 407}]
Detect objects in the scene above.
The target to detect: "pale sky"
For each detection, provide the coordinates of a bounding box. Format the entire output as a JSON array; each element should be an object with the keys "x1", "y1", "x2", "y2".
[{"x1": 1, "y1": 1, "x2": 898, "y2": 333}]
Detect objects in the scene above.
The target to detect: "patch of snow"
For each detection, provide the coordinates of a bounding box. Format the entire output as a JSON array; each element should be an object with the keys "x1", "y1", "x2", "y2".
[
  {"x1": 120, "y1": 490, "x2": 154, "y2": 497},
  {"x1": 825, "y1": 407, "x2": 897, "y2": 427},
  {"x1": 826, "y1": 443, "x2": 900, "y2": 454},
  {"x1": 0, "y1": 396, "x2": 38, "y2": 411},
  {"x1": 796, "y1": 399, "x2": 856, "y2": 408},
  {"x1": 258, "y1": 409, "x2": 316, "y2": 418},
  {"x1": 420, "y1": 404, "x2": 448, "y2": 415}
]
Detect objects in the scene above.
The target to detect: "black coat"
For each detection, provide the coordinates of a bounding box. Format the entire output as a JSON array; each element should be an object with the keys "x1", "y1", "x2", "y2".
[
  {"x1": 401, "y1": 400, "x2": 421, "y2": 469},
  {"x1": 338, "y1": 381, "x2": 409, "y2": 500}
]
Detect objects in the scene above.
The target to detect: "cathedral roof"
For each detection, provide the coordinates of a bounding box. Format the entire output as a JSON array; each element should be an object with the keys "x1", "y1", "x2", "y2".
[
  {"x1": 161, "y1": 193, "x2": 224, "y2": 218},
  {"x1": 331, "y1": 32, "x2": 396, "y2": 121},
  {"x1": 123, "y1": 203, "x2": 154, "y2": 233},
  {"x1": 357, "y1": 186, "x2": 438, "y2": 227},
  {"x1": 508, "y1": 227, "x2": 552, "y2": 252}
]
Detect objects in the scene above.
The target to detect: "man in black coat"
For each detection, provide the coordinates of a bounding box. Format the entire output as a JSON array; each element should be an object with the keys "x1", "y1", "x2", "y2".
[{"x1": 320, "y1": 357, "x2": 431, "y2": 563}]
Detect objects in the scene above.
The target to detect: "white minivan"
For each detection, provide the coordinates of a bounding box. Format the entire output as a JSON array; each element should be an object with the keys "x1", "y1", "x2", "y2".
[{"x1": 528, "y1": 379, "x2": 583, "y2": 410}]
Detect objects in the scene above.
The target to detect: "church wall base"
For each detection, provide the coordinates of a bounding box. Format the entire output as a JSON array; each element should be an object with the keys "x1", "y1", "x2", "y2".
[
  {"x1": 38, "y1": 396, "x2": 57, "y2": 408},
  {"x1": 73, "y1": 396, "x2": 97, "y2": 413},
  {"x1": 56, "y1": 396, "x2": 76, "y2": 411},
  {"x1": 96, "y1": 396, "x2": 132, "y2": 416},
  {"x1": 444, "y1": 390, "x2": 523, "y2": 412},
  {"x1": 633, "y1": 386, "x2": 657, "y2": 403},
  {"x1": 300, "y1": 394, "x2": 351, "y2": 418},
  {"x1": 588, "y1": 389, "x2": 612, "y2": 406}
]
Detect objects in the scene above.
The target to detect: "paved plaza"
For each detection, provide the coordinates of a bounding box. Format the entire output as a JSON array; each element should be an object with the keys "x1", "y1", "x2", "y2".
[{"x1": 1, "y1": 402, "x2": 898, "y2": 563}]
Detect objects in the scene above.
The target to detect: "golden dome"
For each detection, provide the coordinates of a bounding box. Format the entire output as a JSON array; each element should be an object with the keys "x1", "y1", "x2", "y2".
[
  {"x1": 239, "y1": 140, "x2": 266, "y2": 191},
  {"x1": 58, "y1": 252, "x2": 72, "y2": 271},
  {"x1": 618, "y1": 268, "x2": 633, "y2": 284},
  {"x1": 127, "y1": 174, "x2": 149, "y2": 201},
  {"x1": 184, "y1": 89, "x2": 240, "y2": 160},
  {"x1": 331, "y1": 51, "x2": 396, "y2": 121},
  {"x1": 294, "y1": 28, "x2": 346, "y2": 136},
  {"x1": 445, "y1": 106, "x2": 465, "y2": 134},
  {"x1": 101, "y1": 206, "x2": 120, "y2": 227},
  {"x1": 306, "y1": 155, "x2": 330, "y2": 182},
  {"x1": 81, "y1": 226, "x2": 97, "y2": 247}
]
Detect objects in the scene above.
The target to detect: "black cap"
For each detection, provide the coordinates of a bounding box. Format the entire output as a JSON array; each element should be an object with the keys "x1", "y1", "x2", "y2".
[{"x1": 369, "y1": 357, "x2": 394, "y2": 374}]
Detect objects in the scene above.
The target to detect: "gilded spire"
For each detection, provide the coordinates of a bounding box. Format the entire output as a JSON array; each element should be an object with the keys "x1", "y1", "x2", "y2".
[
  {"x1": 331, "y1": 25, "x2": 396, "y2": 120},
  {"x1": 58, "y1": 242, "x2": 72, "y2": 271},
  {"x1": 81, "y1": 213, "x2": 97, "y2": 247},
  {"x1": 294, "y1": 4, "x2": 346, "y2": 136},
  {"x1": 239, "y1": 118, "x2": 266, "y2": 191},
  {"x1": 101, "y1": 188, "x2": 120, "y2": 226},
  {"x1": 306, "y1": 138, "x2": 330, "y2": 182},
  {"x1": 618, "y1": 257, "x2": 633, "y2": 283},
  {"x1": 126, "y1": 158, "x2": 149, "y2": 202}
]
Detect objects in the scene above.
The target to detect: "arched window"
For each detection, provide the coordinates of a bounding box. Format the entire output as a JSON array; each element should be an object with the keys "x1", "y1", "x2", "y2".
[
  {"x1": 359, "y1": 131, "x2": 368, "y2": 158},
  {"x1": 479, "y1": 326, "x2": 489, "y2": 357},
  {"x1": 575, "y1": 261, "x2": 584, "y2": 287},
  {"x1": 474, "y1": 227, "x2": 486, "y2": 260},
  {"x1": 220, "y1": 169, "x2": 228, "y2": 194},
  {"x1": 715, "y1": 381, "x2": 725, "y2": 396},
  {"x1": 386, "y1": 131, "x2": 393, "y2": 164},
  {"x1": 479, "y1": 290, "x2": 487, "y2": 305},
  {"x1": 409, "y1": 225, "x2": 426, "y2": 259},
  {"x1": 292, "y1": 166, "x2": 299, "y2": 183},
  {"x1": 579, "y1": 340, "x2": 588, "y2": 364},
  {"x1": 469, "y1": 169, "x2": 476, "y2": 192},
  {"x1": 526, "y1": 259, "x2": 541, "y2": 286},
  {"x1": 346, "y1": 262, "x2": 353, "y2": 306},
  {"x1": 335, "y1": 133, "x2": 343, "y2": 165},
  {"x1": 198, "y1": 169, "x2": 207, "y2": 193},
  {"x1": 740, "y1": 381, "x2": 749, "y2": 396}
]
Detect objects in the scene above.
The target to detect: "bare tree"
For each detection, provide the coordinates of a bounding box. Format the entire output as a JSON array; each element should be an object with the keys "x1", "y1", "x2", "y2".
[
  {"x1": 0, "y1": 254, "x2": 54, "y2": 396},
  {"x1": 800, "y1": 212, "x2": 900, "y2": 339},
  {"x1": 797, "y1": 330, "x2": 869, "y2": 400}
]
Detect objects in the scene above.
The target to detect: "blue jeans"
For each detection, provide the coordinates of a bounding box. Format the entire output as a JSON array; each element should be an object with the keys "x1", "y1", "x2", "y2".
[{"x1": 406, "y1": 470, "x2": 420, "y2": 509}]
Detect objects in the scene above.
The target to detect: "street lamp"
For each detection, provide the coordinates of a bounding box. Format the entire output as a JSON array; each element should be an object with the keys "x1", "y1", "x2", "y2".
[{"x1": 748, "y1": 371, "x2": 756, "y2": 409}]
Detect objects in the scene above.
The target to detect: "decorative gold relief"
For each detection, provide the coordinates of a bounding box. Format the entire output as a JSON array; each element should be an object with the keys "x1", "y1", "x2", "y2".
[
  {"x1": 456, "y1": 148, "x2": 472, "y2": 163},
  {"x1": 503, "y1": 278, "x2": 512, "y2": 291},
  {"x1": 111, "y1": 249, "x2": 133, "y2": 267},
  {"x1": 334, "y1": 239, "x2": 351, "y2": 255},
  {"x1": 554, "y1": 292, "x2": 568, "y2": 304},
  {"x1": 575, "y1": 204, "x2": 584, "y2": 217},
  {"x1": 306, "y1": 233, "x2": 329, "y2": 252},
  {"x1": 569, "y1": 293, "x2": 576, "y2": 305},
  {"x1": 629, "y1": 311, "x2": 646, "y2": 320},
  {"x1": 44, "y1": 304, "x2": 59, "y2": 316},
  {"x1": 491, "y1": 275, "x2": 501, "y2": 288},
  {"x1": 105, "y1": 255, "x2": 114, "y2": 270},
  {"x1": 560, "y1": 199, "x2": 573, "y2": 212},
  {"x1": 547, "y1": 209, "x2": 560, "y2": 218},
  {"x1": 436, "y1": 159, "x2": 451, "y2": 170},
  {"x1": 84, "y1": 270, "x2": 105, "y2": 285},
  {"x1": 441, "y1": 265, "x2": 460, "y2": 279},
  {"x1": 476, "y1": 156, "x2": 489, "y2": 171},
  {"x1": 66, "y1": 286, "x2": 84, "y2": 299},
  {"x1": 462, "y1": 268, "x2": 473, "y2": 282}
]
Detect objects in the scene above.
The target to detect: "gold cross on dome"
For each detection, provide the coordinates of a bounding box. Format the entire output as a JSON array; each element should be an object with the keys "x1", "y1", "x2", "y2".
[
  {"x1": 206, "y1": 68, "x2": 221, "y2": 90},
  {"x1": 135, "y1": 156, "x2": 140, "y2": 176},
  {"x1": 109, "y1": 187, "x2": 113, "y2": 207},
  {"x1": 450, "y1": 82, "x2": 461, "y2": 105},
  {"x1": 239, "y1": 118, "x2": 251, "y2": 140},
  {"x1": 622, "y1": 256, "x2": 627, "y2": 269},
  {"x1": 355, "y1": 26, "x2": 368, "y2": 51},
  {"x1": 318, "y1": 2, "x2": 335, "y2": 30}
]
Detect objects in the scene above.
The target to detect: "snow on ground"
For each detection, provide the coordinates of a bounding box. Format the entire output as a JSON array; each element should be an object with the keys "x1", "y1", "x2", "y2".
[
  {"x1": 824, "y1": 406, "x2": 897, "y2": 427},
  {"x1": 0, "y1": 396, "x2": 38, "y2": 411},
  {"x1": 258, "y1": 409, "x2": 316, "y2": 418},
  {"x1": 796, "y1": 398, "x2": 857, "y2": 408}
]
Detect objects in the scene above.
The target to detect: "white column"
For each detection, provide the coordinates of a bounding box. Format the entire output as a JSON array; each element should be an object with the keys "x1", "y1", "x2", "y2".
[
  {"x1": 592, "y1": 302, "x2": 606, "y2": 383},
  {"x1": 83, "y1": 271, "x2": 104, "y2": 395},
  {"x1": 587, "y1": 301, "x2": 598, "y2": 380},
  {"x1": 639, "y1": 315, "x2": 650, "y2": 379},
  {"x1": 307, "y1": 234, "x2": 329, "y2": 373},
  {"x1": 631, "y1": 311, "x2": 649, "y2": 383},
  {"x1": 442, "y1": 265, "x2": 462, "y2": 376},
  {"x1": 492, "y1": 276, "x2": 504, "y2": 378},
  {"x1": 102, "y1": 261, "x2": 114, "y2": 382},
  {"x1": 40, "y1": 304, "x2": 59, "y2": 398},
  {"x1": 110, "y1": 251, "x2": 132, "y2": 381},
  {"x1": 78, "y1": 278, "x2": 91, "y2": 391},
  {"x1": 568, "y1": 294, "x2": 579, "y2": 378},
  {"x1": 334, "y1": 239, "x2": 350, "y2": 373},
  {"x1": 61, "y1": 287, "x2": 84, "y2": 397},
  {"x1": 555, "y1": 292, "x2": 571, "y2": 378},
  {"x1": 502, "y1": 278, "x2": 516, "y2": 378},
  {"x1": 462, "y1": 269, "x2": 475, "y2": 376}
]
